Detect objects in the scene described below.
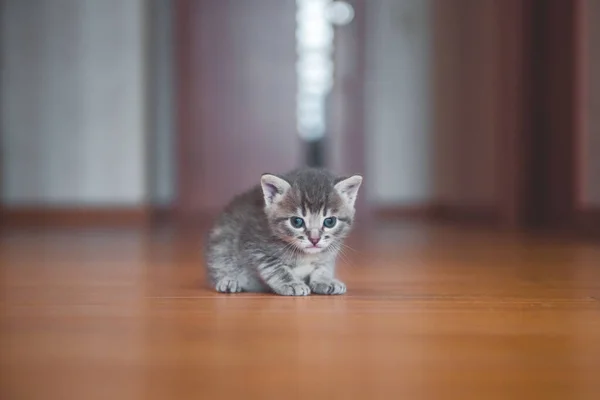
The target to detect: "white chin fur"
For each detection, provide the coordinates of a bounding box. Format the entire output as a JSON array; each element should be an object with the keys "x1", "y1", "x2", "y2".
[{"x1": 303, "y1": 246, "x2": 323, "y2": 254}]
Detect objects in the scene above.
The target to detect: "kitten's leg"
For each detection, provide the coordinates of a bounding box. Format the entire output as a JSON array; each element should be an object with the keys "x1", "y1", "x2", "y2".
[
  {"x1": 206, "y1": 228, "x2": 246, "y2": 293},
  {"x1": 309, "y1": 265, "x2": 346, "y2": 295},
  {"x1": 257, "y1": 257, "x2": 311, "y2": 296}
]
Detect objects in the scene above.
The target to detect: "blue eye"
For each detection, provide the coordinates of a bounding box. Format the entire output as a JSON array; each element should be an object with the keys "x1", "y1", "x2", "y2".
[
  {"x1": 290, "y1": 217, "x2": 305, "y2": 228},
  {"x1": 323, "y1": 217, "x2": 337, "y2": 228}
]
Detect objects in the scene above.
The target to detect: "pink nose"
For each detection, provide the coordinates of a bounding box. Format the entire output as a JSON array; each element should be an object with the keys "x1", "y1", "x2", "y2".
[{"x1": 309, "y1": 237, "x2": 320, "y2": 246}]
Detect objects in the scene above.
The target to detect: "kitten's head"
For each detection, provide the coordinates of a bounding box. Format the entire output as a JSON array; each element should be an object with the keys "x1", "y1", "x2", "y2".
[{"x1": 260, "y1": 168, "x2": 362, "y2": 255}]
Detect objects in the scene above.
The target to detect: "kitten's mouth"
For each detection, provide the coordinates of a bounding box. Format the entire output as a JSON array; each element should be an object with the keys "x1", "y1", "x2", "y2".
[{"x1": 303, "y1": 245, "x2": 323, "y2": 254}]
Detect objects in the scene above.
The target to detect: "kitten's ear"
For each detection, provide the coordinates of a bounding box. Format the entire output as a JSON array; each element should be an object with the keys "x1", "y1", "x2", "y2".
[
  {"x1": 334, "y1": 175, "x2": 362, "y2": 207},
  {"x1": 260, "y1": 174, "x2": 291, "y2": 207}
]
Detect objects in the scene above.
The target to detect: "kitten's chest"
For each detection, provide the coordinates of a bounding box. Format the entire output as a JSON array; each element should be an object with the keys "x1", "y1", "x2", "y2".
[{"x1": 292, "y1": 259, "x2": 316, "y2": 280}]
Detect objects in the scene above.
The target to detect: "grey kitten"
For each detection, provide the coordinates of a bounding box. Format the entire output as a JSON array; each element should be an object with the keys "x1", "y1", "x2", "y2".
[{"x1": 204, "y1": 167, "x2": 362, "y2": 296}]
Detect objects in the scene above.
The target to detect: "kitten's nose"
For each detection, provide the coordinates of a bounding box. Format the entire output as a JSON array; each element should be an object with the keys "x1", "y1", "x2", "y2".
[{"x1": 308, "y1": 230, "x2": 320, "y2": 246}]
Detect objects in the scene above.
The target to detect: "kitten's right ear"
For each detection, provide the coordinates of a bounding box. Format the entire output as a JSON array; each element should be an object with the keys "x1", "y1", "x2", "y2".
[{"x1": 260, "y1": 174, "x2": 291, "y2": 207}]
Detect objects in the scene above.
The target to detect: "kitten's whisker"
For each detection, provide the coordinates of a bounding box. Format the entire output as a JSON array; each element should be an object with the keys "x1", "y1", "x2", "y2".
[
  {"x1": 277, "y1": 242, "x2": 297, "y2": 266},
  {"x1": 284, "y1": 242, "x2": 300, "y2": 266},
  {"x1": 340, "y1": 242, "x2": 359, "y2": 254},
  {"x1": 271, "y1": 243, "x2": 292, "y2": 266},
  {"x1": 331, "y1": 242, "x2": 353, "y2": 267},
  {"x1": 339, "y1": 247, "x2": 354, "y2": 267},
  {"x1": 284, "y1": 247, "x2": 297, "y2": 266}
]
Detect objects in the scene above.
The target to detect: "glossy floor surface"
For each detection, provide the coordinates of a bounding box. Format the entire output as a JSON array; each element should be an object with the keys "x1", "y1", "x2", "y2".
[{"x1": 1, "y1": 223, "x2": 600, "y2": 399}]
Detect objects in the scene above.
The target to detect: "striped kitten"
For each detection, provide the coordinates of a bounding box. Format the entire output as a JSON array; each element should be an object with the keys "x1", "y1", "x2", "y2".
[{"x1": 204, "y1": 167, "x2": 362, "y2": 296}]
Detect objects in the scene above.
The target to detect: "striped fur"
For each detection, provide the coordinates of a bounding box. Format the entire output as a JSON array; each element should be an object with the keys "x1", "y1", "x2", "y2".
[{"x1": 204, "y1": 167, "x2": 362, "y2": 296}]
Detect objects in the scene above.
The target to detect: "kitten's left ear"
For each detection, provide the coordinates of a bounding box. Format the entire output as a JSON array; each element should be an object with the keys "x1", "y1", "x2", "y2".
[
  {"x1": 260, "y1": 173, "x2": 291, "y2": 208},
  {"x1": 335, "y1": 175, "x2": 363, "y2": 207}
]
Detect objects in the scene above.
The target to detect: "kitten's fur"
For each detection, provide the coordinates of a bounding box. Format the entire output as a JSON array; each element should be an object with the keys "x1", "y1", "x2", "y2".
[{"x1": 204, "y1": 167, "x2": 362, "y2": 296}]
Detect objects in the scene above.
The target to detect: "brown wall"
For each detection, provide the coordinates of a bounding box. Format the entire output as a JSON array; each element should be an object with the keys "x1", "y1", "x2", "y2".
[
  {"x1": 585, "y1": 0, "x2": 600, "y2": 207},
  {"x1": 175, "y1": 0, "x2": 300, "y2": 216},
  {"x1": 432, "y1": 0, "x2": 498, "y2": 210}
]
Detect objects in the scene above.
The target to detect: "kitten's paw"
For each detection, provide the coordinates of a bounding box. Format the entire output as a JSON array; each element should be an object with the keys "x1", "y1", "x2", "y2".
[
  {"x1": 215, "y1": 277, "x2": 242, "y2": 293},
  {"x1": 310, "y1": 279, "x2": 346, "y2": 295},
  {"x1": 275, "y1": 282, "x2": 311, "y2": 296}
]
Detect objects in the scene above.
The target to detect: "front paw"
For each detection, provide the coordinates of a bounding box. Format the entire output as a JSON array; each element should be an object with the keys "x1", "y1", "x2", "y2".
[
  {"x1": 274, "y1": 282, "x2": 311, "y2": 296},
  {"x1": 215, "y1": 277, "x2": 242, "y2": 293},
  {"x1": 310, "y1": 279, "x2": 346, "y2": 295}
]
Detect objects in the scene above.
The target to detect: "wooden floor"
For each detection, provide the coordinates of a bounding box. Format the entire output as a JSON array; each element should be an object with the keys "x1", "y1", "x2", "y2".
[{"x1": 1, "y1": 223, "x2": 600, "y2": 400}]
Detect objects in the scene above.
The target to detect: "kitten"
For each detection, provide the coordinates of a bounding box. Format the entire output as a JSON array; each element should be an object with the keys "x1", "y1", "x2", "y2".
[{"x1": 204, "y1": 167, "x2": 362, "y2": 296}]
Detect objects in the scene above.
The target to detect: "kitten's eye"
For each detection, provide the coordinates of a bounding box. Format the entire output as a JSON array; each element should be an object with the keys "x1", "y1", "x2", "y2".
[
  {"x1": 323, "y1": 217, "x2": 337, "y2": 228},
  {"x1": 290, "y1": 217, "x2": 305, "y2": 228}
]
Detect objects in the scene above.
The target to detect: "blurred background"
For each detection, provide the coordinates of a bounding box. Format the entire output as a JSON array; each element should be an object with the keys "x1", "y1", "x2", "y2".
[{"x1": 0, "y1": 0, "x2": 598, "y2": 235}]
